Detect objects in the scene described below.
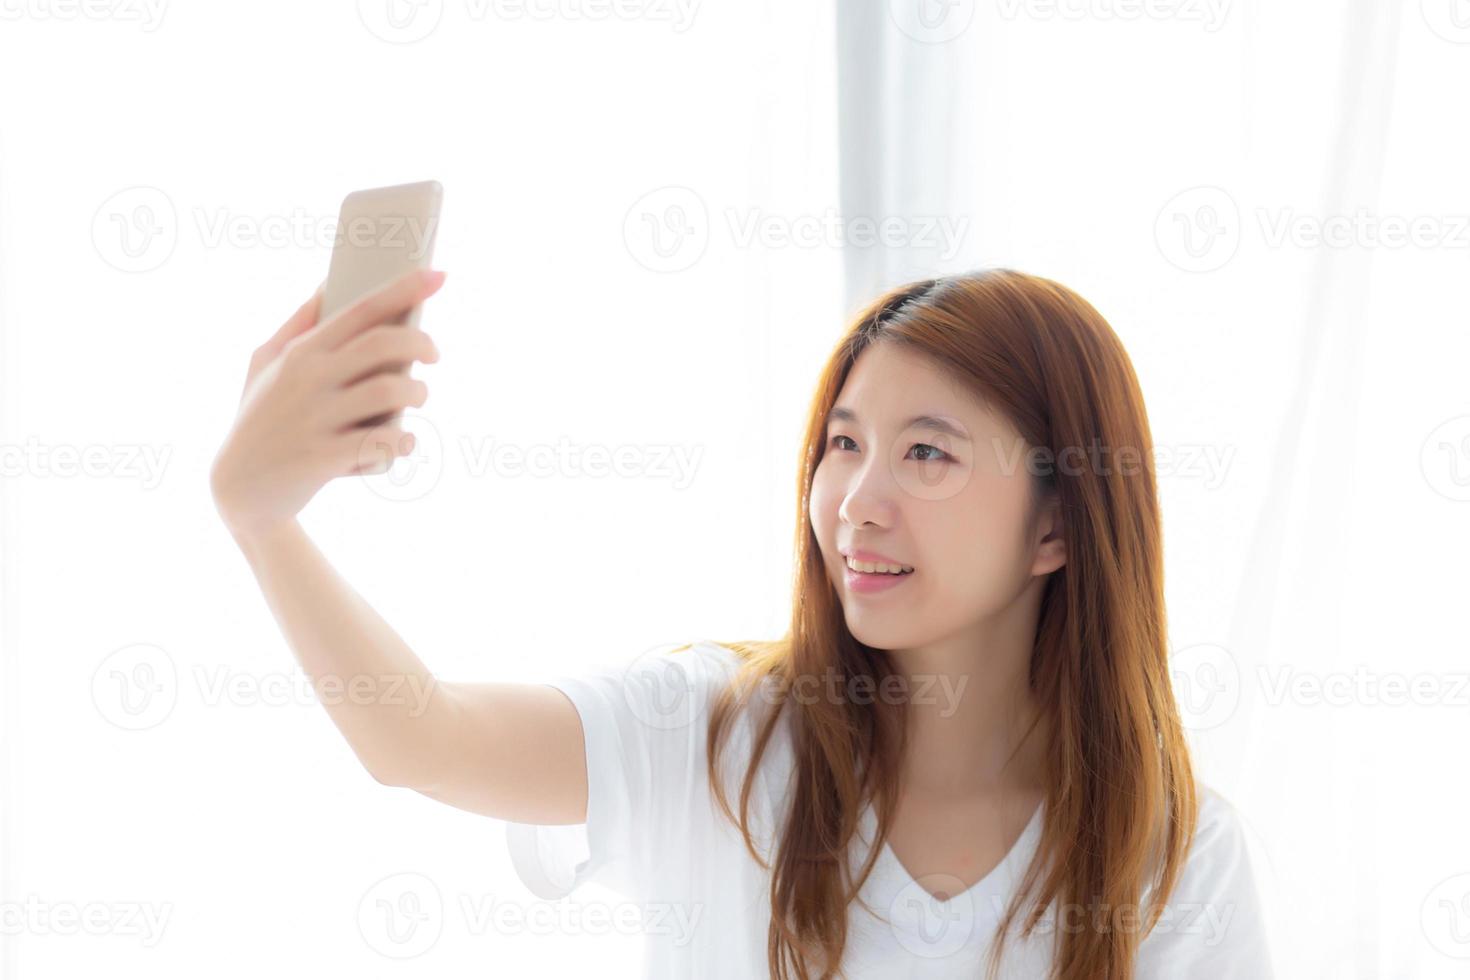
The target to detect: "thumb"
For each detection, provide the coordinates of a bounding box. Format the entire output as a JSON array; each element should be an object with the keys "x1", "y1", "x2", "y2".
[
  {"x1": 240, "y1": 280, "x2": 327, "y2": 402},
  {"x1": 258, "y1": 279, "x2": 327, "y2": 361}
]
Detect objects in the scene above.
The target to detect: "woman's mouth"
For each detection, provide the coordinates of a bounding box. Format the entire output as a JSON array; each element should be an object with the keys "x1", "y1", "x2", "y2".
[{"x1": 842, "y1": 559, "x2": 915, "y2": 595}]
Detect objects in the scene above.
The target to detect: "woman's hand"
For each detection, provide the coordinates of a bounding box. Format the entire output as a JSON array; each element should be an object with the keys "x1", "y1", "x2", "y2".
[{"x1": 210, "y1": 267, "x2": 446, "y2": 541}]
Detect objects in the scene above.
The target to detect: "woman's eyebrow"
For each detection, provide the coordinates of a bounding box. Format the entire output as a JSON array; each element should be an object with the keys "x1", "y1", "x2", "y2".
[{"x1": 827, "y1": 405, "x2": 971, "y2": 442}]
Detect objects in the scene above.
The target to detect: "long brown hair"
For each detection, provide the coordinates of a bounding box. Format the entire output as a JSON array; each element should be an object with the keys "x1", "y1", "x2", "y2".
[{"x1": 700, "y1": 268, "x2": 1197, "y2": 979}]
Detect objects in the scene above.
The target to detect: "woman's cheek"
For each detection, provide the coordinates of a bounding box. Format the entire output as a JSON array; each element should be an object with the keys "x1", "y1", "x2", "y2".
[{"x1": 809, "y1": 473, "x2": 839, "y2": 542}]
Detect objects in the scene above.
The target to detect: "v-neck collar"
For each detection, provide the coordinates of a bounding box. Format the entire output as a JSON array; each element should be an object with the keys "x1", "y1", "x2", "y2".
[{"x1": 854, "y1": 797, "x2": 1047, "y2": 933}]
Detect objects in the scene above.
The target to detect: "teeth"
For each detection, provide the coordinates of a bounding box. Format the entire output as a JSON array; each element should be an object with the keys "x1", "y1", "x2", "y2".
[{"x1": 846, "y1": 557, "x2": 913, "y2": 575}]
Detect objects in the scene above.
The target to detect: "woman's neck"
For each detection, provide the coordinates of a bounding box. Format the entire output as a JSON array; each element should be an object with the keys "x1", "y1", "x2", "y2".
[{"x1": 888, "y1": 583, "x2": 1050, "y2": 799}]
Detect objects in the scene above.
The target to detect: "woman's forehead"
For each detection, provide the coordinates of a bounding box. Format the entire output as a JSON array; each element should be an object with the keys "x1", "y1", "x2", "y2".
[{"x1": 837, "y1": 344, "x2": 1008, "y2": 435}]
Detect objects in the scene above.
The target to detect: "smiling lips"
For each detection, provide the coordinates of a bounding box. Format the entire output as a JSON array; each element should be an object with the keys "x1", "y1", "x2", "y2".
[{"x1": 839, "y1": 547, "x2": 915, "y2": 594}]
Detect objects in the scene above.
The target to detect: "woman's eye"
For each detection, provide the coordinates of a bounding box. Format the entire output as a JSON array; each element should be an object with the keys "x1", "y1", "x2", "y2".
[
  {"x1": 908, "y1": 443, "x2": 950, "y2": 463},
  {"x1": 828, "y1": 435, "x2": 949, "y2": 464}
]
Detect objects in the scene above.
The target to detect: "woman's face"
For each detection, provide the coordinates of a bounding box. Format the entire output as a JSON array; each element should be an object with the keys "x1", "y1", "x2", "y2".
[{"x1": 809, "y1": 341, "x2": 1064, "y2": 653}]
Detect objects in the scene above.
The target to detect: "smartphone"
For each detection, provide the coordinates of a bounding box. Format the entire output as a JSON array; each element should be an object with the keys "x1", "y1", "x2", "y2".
[{"x1": 320, "y1": 179, "x2": 443, "y2": 429}]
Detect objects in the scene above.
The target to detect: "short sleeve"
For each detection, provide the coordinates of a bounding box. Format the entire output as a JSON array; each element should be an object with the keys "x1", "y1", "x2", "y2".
[
  {"x1": 1135, "y1": 785, "x2": 1277, "y2": 978},
  {"x1": 504, "y1": 640, "x2": 741, "y2": 901}
]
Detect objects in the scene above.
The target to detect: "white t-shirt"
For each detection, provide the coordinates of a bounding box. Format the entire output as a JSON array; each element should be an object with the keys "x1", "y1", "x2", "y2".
[{"x1": 505, "y1": 640, "x2": 1276, "y2": 979}]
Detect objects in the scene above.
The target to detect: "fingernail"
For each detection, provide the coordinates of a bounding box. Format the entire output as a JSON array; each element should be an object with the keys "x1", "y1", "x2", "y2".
[{"x1": 426, "y1": 269, "x2": 447, "y2": 288}]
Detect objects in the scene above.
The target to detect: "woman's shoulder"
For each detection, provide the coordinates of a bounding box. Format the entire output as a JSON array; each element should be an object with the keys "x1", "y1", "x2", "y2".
[
  {"x1": 689, "y1": 638, "x2": 792, "y2": 728},
  {"x1": 1138, "y1": 780, "x2": 1266, "y2": 904},
  {"x1": 1190, "y1": 781, "x2": 1260, "y2": 856},
  {"x1": 682, "y1": 638, "x2": 785, "y2": 710},
  {"x1": 1134, "y1": 782, "x2": 1276, "y2": 973},
  {"x1": 641, "y1": 637, "x2": 756, "y2": 704},
  {"x1": 594, "y1": 637, "x2": 782, "y2": 737},
  {"x1": 1154, "y1": 779, "x2": 1272, "y2": 912}
]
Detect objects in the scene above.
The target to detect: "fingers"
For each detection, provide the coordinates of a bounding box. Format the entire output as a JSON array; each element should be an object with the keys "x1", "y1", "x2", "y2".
[
  {"x1": 328, "y1": 324, "x2": 440, "y2": 388},
  {"x1": 337, "y1": 421, "x2": 418, "y2": 476},
  {"x1": 257, "y1": 281, "x2": 326, "y2": 363},
  {"x1": 326, "y1": 373, "x2": 429, "y2": 433},
  {"x1": 307, "y1": 267, "x2": 446, "y2": 353}
]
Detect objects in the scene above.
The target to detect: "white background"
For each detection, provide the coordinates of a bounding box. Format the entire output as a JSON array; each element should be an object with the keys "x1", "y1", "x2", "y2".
[{"x1": 1, "y1": 0, "x2": 1467, "y2": 977}]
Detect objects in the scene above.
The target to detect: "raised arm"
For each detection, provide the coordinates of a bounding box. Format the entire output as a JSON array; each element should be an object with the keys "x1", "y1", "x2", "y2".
[{"x1": 210, "y1": 270, "x2": 588, "y2": 826}]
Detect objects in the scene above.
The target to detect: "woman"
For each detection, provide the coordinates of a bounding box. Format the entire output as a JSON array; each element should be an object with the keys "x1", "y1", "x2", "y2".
[{"x1": 210, "y1": 267, "x2": 1274, "y2": 979}]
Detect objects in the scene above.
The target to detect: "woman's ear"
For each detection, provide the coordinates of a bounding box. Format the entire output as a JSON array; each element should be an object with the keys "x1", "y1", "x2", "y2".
[{"x1": 1031, "y1": 495, "x2": 1066, "y2": 576}]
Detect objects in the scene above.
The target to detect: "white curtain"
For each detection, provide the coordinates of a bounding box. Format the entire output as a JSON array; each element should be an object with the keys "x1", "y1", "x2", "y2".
[
  {"x1": 0, "y1": 3, "x2": 841, "y2": 977},
  {"x1": 837, "y1": 0, "x2": 1470, "y2": 976}
]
